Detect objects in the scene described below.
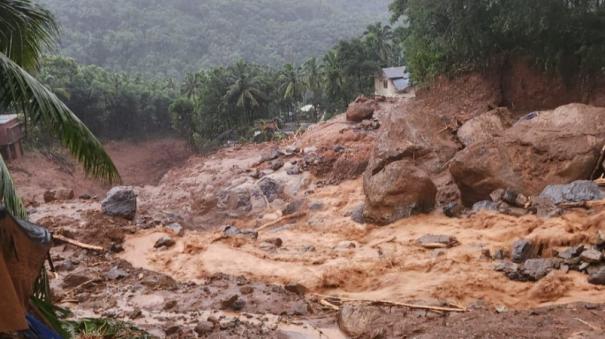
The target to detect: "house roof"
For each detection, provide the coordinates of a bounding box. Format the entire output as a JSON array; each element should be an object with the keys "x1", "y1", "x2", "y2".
[
  {"x1": 382, "y1": 66, "x2": 407, "y2": 79},
  {"x1": 393, "y1": 78, "x2": 411, "y2": 91},
  {"x1": 0, "y1": 114, "x2": 18, "y2": 125}
]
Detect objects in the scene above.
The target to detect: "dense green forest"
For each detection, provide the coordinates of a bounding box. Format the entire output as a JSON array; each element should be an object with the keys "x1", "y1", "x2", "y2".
[{"x1": 38, "y1": 0, "x2": 390, "y2": 77}]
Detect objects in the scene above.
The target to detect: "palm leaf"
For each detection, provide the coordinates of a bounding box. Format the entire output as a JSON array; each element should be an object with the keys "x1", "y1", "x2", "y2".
[
  {"x1": 0, "y1": 153, "x2": 26, "y2": 218},
  {"x1": 0, "y1": 0, "x2": 58, "y2": 70},
  {"x1": 0, "y1": 53, "x2": 120, "y2": 183}
]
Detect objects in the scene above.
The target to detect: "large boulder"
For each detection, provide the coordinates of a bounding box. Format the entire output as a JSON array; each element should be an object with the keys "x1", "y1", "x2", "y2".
[
  {"x1": 538, "y1": 180, "x2": 604, "y2": 205},
  {"x1": 363, "y1": 159, "x2": 436, "y2": 224},
  {"x1": 456, "y1": 107, "x2": 515, "y2": 146},
  {"x1": 101, "y1": 186, "x2": 137, "y2": 220},
  {"x1": 345, "y1": 96, "x2": 377, "y2": 122},
  {"x1": 450, "y1": 104, "x2": 605, "y2": 206}
]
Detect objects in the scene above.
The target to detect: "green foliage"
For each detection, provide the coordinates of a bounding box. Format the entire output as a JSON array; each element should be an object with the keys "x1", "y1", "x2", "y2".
[
  {"x1": 394, "y1": 0, "x2": 605, "y2": 83},
  {"x1": 39, "y1": 55, "x2": 178, "y2": 140},
  {"x1": 38, "y1": 0, "x2": 391, "y2": 77}
]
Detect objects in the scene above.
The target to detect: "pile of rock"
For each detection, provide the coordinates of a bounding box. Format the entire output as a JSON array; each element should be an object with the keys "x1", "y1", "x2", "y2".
[{"x1": 494, "y1": 237, "x2": 605, "y2": 285}]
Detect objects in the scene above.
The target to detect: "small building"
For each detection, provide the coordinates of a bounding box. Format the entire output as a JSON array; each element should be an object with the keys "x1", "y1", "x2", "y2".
[
  {"x1": 374, "y1": 66, "x2": 411, "y2": 97},
  {"x1": 0, "y1": 114, "x2": 24, "y2": 161}
]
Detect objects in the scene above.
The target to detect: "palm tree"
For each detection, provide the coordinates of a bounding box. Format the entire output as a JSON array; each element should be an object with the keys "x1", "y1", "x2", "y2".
[
  {"x1": 181, "y1": 72, "x2": 201, "y2": 99},
  {"x1": 278, "y1": 63, "x2": 302, "y2": 113},
  {"x1": 302, "y1": 58, "x2": 322, "y2": 120},
  {"x1": 364, "y1": 22, "x2": 394, "y2": 66},
  {"x1": 0, "y1": 1, "x2": 119, "y2": 215},
  {"x1": 322, "y1": 50, "x2": 344, "y2": 104},
  {"x1": 224, "y1": 61, "x2": 267, "y2": 124}
]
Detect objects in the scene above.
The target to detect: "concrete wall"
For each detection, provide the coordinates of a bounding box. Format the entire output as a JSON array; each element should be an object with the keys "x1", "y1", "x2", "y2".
[{"x1": 374, "y1": 77, "x2": 401, "y2": 97}]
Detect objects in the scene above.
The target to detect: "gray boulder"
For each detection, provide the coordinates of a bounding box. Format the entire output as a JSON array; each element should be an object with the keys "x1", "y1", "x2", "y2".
[
  {"x1": 538, "y1": 180, "x2": 604, "y2": 205},
  {"x1": 101, "y1": 186, "x2": 137, "y2": 220},
  {"x1": 512, "y1": 239, "x2": 535, "y2": 263}
]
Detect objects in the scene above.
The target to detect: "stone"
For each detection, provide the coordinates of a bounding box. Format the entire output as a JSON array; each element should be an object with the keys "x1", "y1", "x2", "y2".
[
  {"x1": 557, "y1": 245, "x2": 584, "y2": 260},
  {"x1": 416, "y1": 234, "x2": 459, "y2": 248},
  {"x1": 270, "y1": 159, "x2": 284, "y2": 171},
  {"x1": 154, "y1": 236, "x2": 176, "y2": 249},
  {"x1": 101, "y1": 186, "x2": 137, "y2": 220},
  {"x1": 286, "y1": 165, "x2": 302, "y2": 175},
  {"x1": 303, "y1": 146, "x2": 317, "y2": 154},
  {"x1": 456, "y1": 107, "x2": 515, "y2": 147},
  {"x1": 588, "y1": 266, "x2": 605, "y2": 285},
  {"x1": 165, "y1": 222, "x2": 184, "y2": 236},
  {"x1": 443, "y1": 202, "x2": 463, "y2": 218},
  {"x1": 165, "y1": 326, "x2": 181, "y2": 336},
  {"x1": 79, "y1": 193, "x2": 92, "y2": 200},
  {"x1": 335, "y1": 241, "x2": 357, "y2": 251},
  {"x1": 258, "y1": 177, "x2": 282, "y2": 202},
  {"x1": 283, "y1": 145, "x2": 299, "y2": 155},
  {"x1": 580, "y1": 248, "x2": 603, "y2": 263},
  {"x1": 43, "y1": 188, "x2": 75, "y2": 203},
  {"x1": 539, "y1": 180, "x2": 604, "y2": 205},
  {"x1": 333, "y1": 145, "x2": 346, "y2": 153},
  {"x1": 223, "y1": 225, "x2": 258, "y2": 240},
  {"x1": 62, "y1": 273, "x2": 90, "y2": 288},
  {"x1": 219, "y1": 317, "x2": 239, "y2": 330},
  {"x1": 511, "y1": 239, "x2": 535, "y2": 263},
  {"x1": 163, "y1": 300, "x2": 178, "y2": 310},
  {"x1": 105, "y1": 266, "x2": 129, "y2": 280},
  {"x1": 55, "y1": 259, "x2": 75, "y2": 272},
  {"x1": 345, "y1": 96, "x2": 377, "y2": 122},
  {"x1": 240, "y1": 286, "x2": 254, "y2": 294},
  {"x1": 472, "y1": 200, "x2": 499, "y2": 213},
  {"x1": 532, "y1": 196, "x2": 562, "y2": 218},
  {"x1": 450, "y1": 104, "x2": 605, "y2": 206},
  {"x1": 260, "y1": 149, "x2": 283, "y2": 162},
  {"x1": 350, "y1": 204, "x2": 365, "y2": 224},
  {"x1": 338, "y1": 303, "x2": 385, "y2": 338},
  {"x1": 363, "y1": 158, "x2": 437, "y2": 225},
  {"x1": 521, "y1": 258, "x2": 559, "y2": 281},
  {"x1": 490, "y1": 189, "x2": 505, "y2": 202},
  {"x1": 194, "y1": 321, "x2": 215, "y2": 336},
  {"x1": 282, "y1": 200, "x2": 304, "y2": 215},
  {"x1": 285, "y1": 283, "x2": 307, "y2": 296},
  {"x1": 220, "y1": 295, "x2": 245, "y2": 311},
  {"x1": 501, "y1": 189, "x2": 529, "y2": 207},
  {"x1": 110, "y1": 243, "x2": 124, "y2": 253},
  {"x1": 263, "y1": 238, "x2": 283, "y2": 248}
]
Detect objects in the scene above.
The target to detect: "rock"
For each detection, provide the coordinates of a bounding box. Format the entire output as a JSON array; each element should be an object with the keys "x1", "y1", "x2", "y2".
[
  {"x1": 580, "y1": 248, "x2": 603, "y2": 263},
  {"x1": 283, "y1": 145, "x2": 299, "y2": 155},
  {"x1": 588, "y1": 266, "x2": 605, "y2": 285},
  {"x1": 333, "y1": 145, "x2": 346, "y2": 153},
  {"x1": 154, "y1": 236, "x2": 176, "y2": 249},
  {"x1": 539, "y1": 180, "x2": 604, "y2": 205},
  {"x1": 163, "y1": 300, "x2": 177, "y2": 310},
  {"x1": 579, "y1": 262, "x2": 591, "y2": 271},
  {"x1": 79, "y1": 193, "x2": 92, "y2": 200},
  {"x1": 220, "y1": 295, "x2": 245, "y2": 311},
  {"x1": 303, "y1": 146, "x2": 317, "y2": 154},
  {"x1": 194, "y1": 321, "x2": 215, "y2": 336},
  {"x1": 110, "y1": 243, "x2": 124, "y2": 253},
  {"x1": 501, "y1": 189, "x2": 529, "y2": 207},
  {"x1": 55, "y1": 259, "x2": 76, "y2": 272},
  {"x1": 450, "y1": 104, "x2": 605, "y2": 206},
  {"x1": 360, "y1": 119, "x2": 380, "y2": 130},
  {"x1": 363, "y1": 158, "x2": 437, "y2": 224},
  {"x1": 223, "y1": 225, "x2": 258, "y2": 240},
  {"x1": 443, "y1": 202, "x2": 463, "y2": 218},
  {"x1": 101, "y1": 186, "x2": 137, "y2": 220},
  {"x1": 62, "y1": 273, "x2": 90, "y2": 288},
  {"x1": 416, "y1": 234, "x2": 459, "y2": 248},
  {"x1": 240, "y1": 286, "x2": 254, "y2": 294},
  {"x1": 105, "y1": 266, "x2": 129, "y2": 280},
  {"x1": 350, "y1": 204, "x2": 365, "y2": 224},
  {"x1": 338, "y1": 303, "x2": 385, "y2": 338},
  {"x1": 43, "y1": 188, "x2": 75, "y2": 203},
  {"x1": 521, "y1": 258, "x2": 559, "y2": 281},
  {"x1": 216, "y1": 186, "x2": 253, "y2": 217},
  {"x1": 285, "y1": 283, "x2": 307, "y2": 296},
  {"x1": 128, "y1": 308, "x2": 142, "y2": 320},
  {"x1": 165, "y1": 222, "x2": 184, "y2": 236},
  {"x1": 219, "y1": 317, "x2": 239, "y2": 330},
  {"x1": 335, "y1": 241, "x2": 357, "y2": 251},
  {"x1": 345, "y1": 96, "x2": 377, "y2": 122},
  {"x1": 282, "y1": 199, "x2": 304, "y2": 215},
  {"x1": 165, "y1": 325, "x2": 181, "y2": 336},
  {"x1": 286, "y1": 165, "x2": 302, "y2": 175},
  {"x1": 472, "y1": 200, "x2": 499, "y2": 213},
  {"x1": 490, "y1": 188, "x2": 505, "y2": 202},
  {"x1": 512, "y1": 239, "x2": 535, "y2": 263},
  {"x1": 260, "y1": 149, "x2": 283, "y2": 163},
  {"x1": 258, "y1": 177, "x2": 282, "y2": 202},
  {"x1": 596, "y1": 231, "x2": 605, "y2": 251},
  {"x1": 263, "y1": 238, "x2": 283, "y2": 248},
  {"x1": 532, "y1": 196, "x2": 562, "y2": 218},
  {"x1": 557, "y1": 245, "x2": 584, "y2": 260},
  {"x1": 270, "y1": 159, "x2": 284, "y2": 171},
  {"x1": 456, "y1": 107, "x2": 515, "y2": 147}
]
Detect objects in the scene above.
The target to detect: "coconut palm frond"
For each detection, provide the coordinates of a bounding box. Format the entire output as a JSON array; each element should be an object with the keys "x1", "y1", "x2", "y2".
[
  {"x1": 0, "y1": 153, "x2": 26, "y2": 218},
  {"x1": 0, "y1": 0, "x2": 58, "y2": 70},
  {"x1": 0, "y1": 53, "x2": 121, "y2": 183}
]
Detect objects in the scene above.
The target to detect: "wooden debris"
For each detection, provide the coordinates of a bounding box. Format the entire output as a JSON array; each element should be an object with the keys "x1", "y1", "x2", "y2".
[
  {"x1": 314, "y1": 294, "x2": 467, "y2": 313},
  {"x1": 53, "y1": 234, "x2": 105, "y2": 252},
  {"x1": 256, "y1": 212, "x2": 307, "y2": 232}
]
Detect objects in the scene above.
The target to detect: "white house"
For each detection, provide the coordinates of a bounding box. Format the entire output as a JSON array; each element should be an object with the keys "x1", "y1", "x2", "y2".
[{"x1": 374, "y1": 66, "x2": 411, "y2": 97}]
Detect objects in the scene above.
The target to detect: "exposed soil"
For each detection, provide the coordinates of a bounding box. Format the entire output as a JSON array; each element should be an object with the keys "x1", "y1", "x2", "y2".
[{"x1": 15, "y1": 82, "x2": 605, "y2": 338}]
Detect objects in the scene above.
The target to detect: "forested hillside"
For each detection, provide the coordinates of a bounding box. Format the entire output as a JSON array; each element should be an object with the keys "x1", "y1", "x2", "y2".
[{"x1": 39, "y1": 0, "x2": 390, "y2": 77}]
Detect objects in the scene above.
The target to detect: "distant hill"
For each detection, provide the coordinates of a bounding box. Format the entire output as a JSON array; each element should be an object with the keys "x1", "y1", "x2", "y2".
[{"x1": 39, "y1": 0, "x2": 391, "y2": 77}]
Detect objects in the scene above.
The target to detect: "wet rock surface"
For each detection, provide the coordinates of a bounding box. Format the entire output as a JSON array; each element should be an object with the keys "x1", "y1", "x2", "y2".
[
  {"x1": 450, "y1": 104, "x2": 605, "y2": 206},
  {"x1": 101, "y1": 186, "x2": 137, "y2": 220},
  {"x1": 539, "y1": 180, "x2": 604, "y2": 205}
]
